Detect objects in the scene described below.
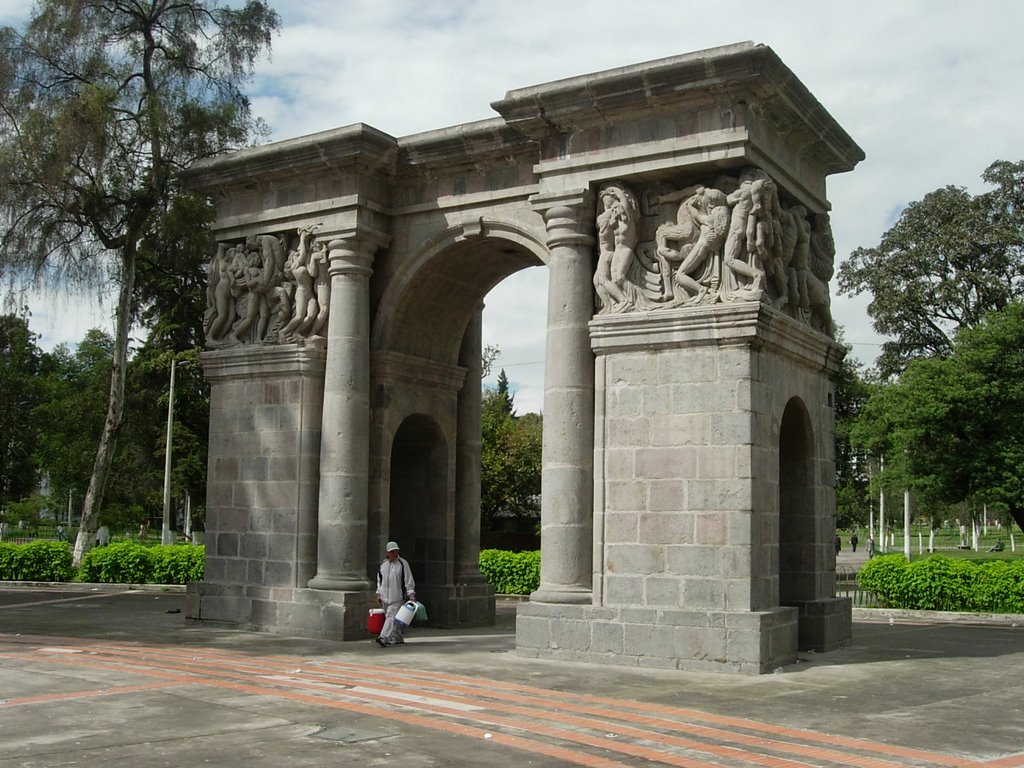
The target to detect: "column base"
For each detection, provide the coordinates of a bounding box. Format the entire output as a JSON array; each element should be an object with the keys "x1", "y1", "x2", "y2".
[
  {"x1": 530, "y1": 585, "x2": 593, "y2": 604},
  {"x1": 308, "y1": 574, "x2": 374, "y2": 592}
]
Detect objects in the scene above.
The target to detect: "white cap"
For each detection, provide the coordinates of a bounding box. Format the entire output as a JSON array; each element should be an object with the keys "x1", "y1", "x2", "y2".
[{"x1": 385, "y1": 541, "x2": 400, "y2": 552}]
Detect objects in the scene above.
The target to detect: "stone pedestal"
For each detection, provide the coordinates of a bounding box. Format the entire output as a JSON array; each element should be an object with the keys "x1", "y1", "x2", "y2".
[
  {"x1": 514, "y1": 302, "x2": 850, "y2": 673},
  {"x1": 515, "y1": 601, "x2": 797, "y2": 674}
]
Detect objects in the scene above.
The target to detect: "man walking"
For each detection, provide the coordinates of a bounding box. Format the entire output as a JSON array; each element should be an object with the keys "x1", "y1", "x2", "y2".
[{"x1": 375, "y1": 541, "x2": 416, "y2": 647}]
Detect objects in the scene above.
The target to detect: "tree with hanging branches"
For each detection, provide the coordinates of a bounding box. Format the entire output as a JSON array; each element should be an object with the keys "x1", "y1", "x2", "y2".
[{"x1": 0, "y1": 0, "x2": 279, "y2": 565}]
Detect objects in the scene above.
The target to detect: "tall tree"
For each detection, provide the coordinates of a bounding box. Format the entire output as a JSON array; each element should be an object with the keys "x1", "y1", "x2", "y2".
[
  {"x1": 851, "y1": 302, "x2": 1024, "y2": 522},
  {"x1": 494, "y1": 368, "x2": 514, "y2": 415},
  {"x1": 838, "y1": 160, "x2": 1024, "y2": 378},
  {"x1": 0, "y1": 1, "x2": 279, "y2": 564},
  {"x1": 0, "y1": 311, "x2": 45, "y2": 511},
  {"x1": 832, "y1": 346, "x2": 874, "y2": 530},
  {"x1": 32, "y1": 330, "x2": 116, "y2": 523},
  {"x1": 480, "y1": 384, "x2": 542, "y2": 532}
]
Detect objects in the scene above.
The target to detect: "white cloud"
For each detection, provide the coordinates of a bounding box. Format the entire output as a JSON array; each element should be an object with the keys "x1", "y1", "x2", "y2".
[
  {"x1": 22, "y1": 287, "x2": 115, "y2": 351},
  {"x1": 18, "y1": 1, "x2": 1024, "y2": 397}
]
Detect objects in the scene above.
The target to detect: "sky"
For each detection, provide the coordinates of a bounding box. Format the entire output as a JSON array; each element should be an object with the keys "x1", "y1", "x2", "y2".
[{"x1": 8, "y1": 0, "x2": 1024, "y2": 414}]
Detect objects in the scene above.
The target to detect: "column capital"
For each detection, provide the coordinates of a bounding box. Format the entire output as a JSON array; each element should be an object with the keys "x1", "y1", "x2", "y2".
[
  {"x1": 326, "y1": 234, "x2": 380, "y2": 278},
  {"x1": 531, "y1": 189, "x2": 596, "y2": 250}
]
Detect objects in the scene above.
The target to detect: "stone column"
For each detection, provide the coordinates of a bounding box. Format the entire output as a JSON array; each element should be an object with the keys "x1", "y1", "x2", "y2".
[
  {"x1": 455, "y1": 306, "x2": 486, "y2": 583},
  {"x1": 531, "y1": 192, "x2": 596, "y2": 604},
  {"x1": 308, "y1": 236, "x2": 376, "y2": 591}
]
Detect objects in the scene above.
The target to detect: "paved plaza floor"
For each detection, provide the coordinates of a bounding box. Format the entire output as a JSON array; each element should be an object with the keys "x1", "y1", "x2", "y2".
[{"x1": 1, "y1": 584, "x2": 1022, "y2": 767}]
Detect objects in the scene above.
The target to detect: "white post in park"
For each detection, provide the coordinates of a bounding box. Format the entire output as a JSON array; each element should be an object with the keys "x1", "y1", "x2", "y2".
[
  {"x1": 904, "y1": 489, "x2": 912, "y2": 559},
  {"x1": 161, "y1": 359, "x2": 177, "y2": 546},
  {"x1": 183, "y1": 493, "x2": 192, "y2": 543},
  {"x1": 867, "y1": 459, "x2": 875, "y2": 553},
  {"x1": 878, "y1": 487, "x2": 887, "y2": 554}
]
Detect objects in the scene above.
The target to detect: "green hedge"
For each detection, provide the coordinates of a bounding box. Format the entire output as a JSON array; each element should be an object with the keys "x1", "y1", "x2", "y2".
[
  {"x1": 859, "y1": 554, "x2": 1024, "y2": 613},
  {"x1": 1, "y1": 540, "x2": 526, "y2": 593},
  {"x1": 479, "y1": 549, "x2": 540, "y2": 595},
  {"x1": 0, "y1": 540, "x2": 75, "y2": 582},
  {"x1": 0, "y1": 541, "x2": 203, "y2": 585}
]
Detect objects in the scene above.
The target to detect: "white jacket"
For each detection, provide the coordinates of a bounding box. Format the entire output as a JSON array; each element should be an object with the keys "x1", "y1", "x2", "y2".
[{"x1": 376, "y1": 557, "x2": 415, "y2": 604}]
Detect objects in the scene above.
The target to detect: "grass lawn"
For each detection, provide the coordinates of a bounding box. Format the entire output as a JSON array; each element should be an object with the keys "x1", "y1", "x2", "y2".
[{"x1": 840, "y1": 523, "x2": 1023, "y2": 562}]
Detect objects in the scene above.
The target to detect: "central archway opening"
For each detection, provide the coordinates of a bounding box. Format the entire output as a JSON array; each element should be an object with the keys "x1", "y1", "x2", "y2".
[{"x1": 370, "y1": 228, "x2": 548, "y2": 628}]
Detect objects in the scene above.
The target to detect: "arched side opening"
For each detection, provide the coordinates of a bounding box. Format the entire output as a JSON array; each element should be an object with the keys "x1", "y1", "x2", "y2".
[
  {"x1": 389, "y1": 414, "x2": 449, "y2": 608},
  {"x1": 779, "y1": 396, "x2": 815, "y2": 606}
]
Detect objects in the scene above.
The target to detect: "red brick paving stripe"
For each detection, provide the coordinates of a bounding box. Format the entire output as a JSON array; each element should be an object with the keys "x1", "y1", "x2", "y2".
[
  {"x1": 101, "y1": 644, "x2": 977, "y2": 768},
  {"x1": 320, "y1": 658, "x2": 980, "y2": 768},
  {"x1": 1, "y1": 635, "x2": 989, "y2": 768},
  {"x1": 11, "y1": 641, "x2": 971, "y2": 768},
  {"x1": 100, "y1": 646, "x2": 934, "y2": 768},
  {"x1": 0, "y1": 648, "x2": 637, "y2": 768},
  {"x1": 5, "y1": 647, "x2": 735, "y2": 768},
  {"x1": 1, "y1": 680, "x2": 185, "y2": 706}
]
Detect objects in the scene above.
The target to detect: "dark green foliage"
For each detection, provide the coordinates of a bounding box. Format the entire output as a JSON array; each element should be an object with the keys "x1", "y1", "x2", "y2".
[
  {"x1": 478, "y1": 549, "x2": 540, "y2": 595},
  {"x1": 0, "y1": 542, "x2": 14, "y2": 577},
  {"x1": 80, "y1": 541, "x2": 156, "y2": 584},
  {"x1": 0, "y1": 540, "x2": 204, "y2": 584},
  {"x1": 852, "y1": 302, "x2": 1024, "y2": 514},
  {"x1": 838, "y1": 160, "x2": 1024, "y2": 378},
  {"x1": 0, "y1": 540, "x2": 74, "y2": 582},
  {"x1": 859, "y1": 554, "x2": 1024, "y2": 613},
  {"x1": 480, "y1": 383, "x2": 542, "y2": 532},
  {"x1": 833, "y1": 348, "x2": 875, "y2": 529},
  {"x1": 150, "y1": 545, "x2": 205, "y2": 584},
  {"x1": 0, "y1": 313, "x2": 46, "y2": 510}
]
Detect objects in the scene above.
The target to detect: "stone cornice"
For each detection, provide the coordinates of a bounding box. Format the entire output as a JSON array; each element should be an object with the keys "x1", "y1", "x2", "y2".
[
  {"x1": 201, "y1": 343, "x2": 327, "y2": 382},
  {"x1": 180, "y1": 123, "x2": 399, "y2": 193},
  {"x1": 590, "y1": 302, "x2": 845, "y2": 374},
  {"x1": 492, "y1": 42, "x2": 864, "y2": 176},
  {"x1": 397, "y1": 118, "x2": 538, "y2": 173}
]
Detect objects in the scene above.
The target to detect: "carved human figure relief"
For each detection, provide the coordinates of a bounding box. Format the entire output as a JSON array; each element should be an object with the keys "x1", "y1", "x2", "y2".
[
  {"x1": 204, "y1": 228, "x2": 331, "y2": 347},
  {"x1": 282, "y1": 227, "x2": 319, "y2": 339},
  {"x1": 663, "y1": 186, "x2": 728, "y2": 304},
  {"x1": 591, "y1": 168, "x2": 837, "y2": 336},
  {"x1": 593, "y1": 182, "x2": 641, "y2": 313}
]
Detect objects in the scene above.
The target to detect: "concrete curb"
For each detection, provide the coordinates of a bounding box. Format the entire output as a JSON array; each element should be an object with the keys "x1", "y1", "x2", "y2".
[
  {"x1": 1, "y1": 581, "x2": 186, "y2": 593},
  {"x1": 853, "y1": 606, "x2": 1024, "y2": 625},
  {"x1": 4, "y1": 584, "x2": 1022, "y2": 626}
]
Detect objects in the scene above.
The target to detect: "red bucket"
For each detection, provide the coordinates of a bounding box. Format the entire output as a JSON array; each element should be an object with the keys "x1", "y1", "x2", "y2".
[{"x1": 367, "y1": 608, "x2": 385, "y2": 634}]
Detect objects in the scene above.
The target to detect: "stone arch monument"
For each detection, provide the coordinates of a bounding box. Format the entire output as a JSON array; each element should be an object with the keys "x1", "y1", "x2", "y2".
[{"x1": 183, "y1": 42, "x2": 864, "y2": 673}]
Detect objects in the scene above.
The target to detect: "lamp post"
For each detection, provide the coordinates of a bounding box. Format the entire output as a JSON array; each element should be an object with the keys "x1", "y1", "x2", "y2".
[{"x1": 161, "y1": 359, "x2": 177, "y2": 545}]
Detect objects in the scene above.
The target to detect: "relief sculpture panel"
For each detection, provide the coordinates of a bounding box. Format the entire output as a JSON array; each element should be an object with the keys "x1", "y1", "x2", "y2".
[
  {"x1": 593, "y1": 169, "x2": 836, "y2": 336},
  {"x1": 204, "y1": 226, "x2": 331, "y2": 347}
]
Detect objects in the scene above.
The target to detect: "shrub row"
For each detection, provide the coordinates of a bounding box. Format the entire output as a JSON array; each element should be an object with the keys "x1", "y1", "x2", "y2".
[
  {"x1": 0, "y1": 541, "x2": 204, "y2": 585},
  {"x1": 479, "y1": 549, "x2": 540, "y2": 595},
  {"x1": 0, "y1": 540, "x2": 75, "y2": 582},
  {"x1": 858, "y1": 554, "x2": 1024, "y2": 613},
  {"x1": 0, "y1": 542, "x2": 530, "y2": 592}
]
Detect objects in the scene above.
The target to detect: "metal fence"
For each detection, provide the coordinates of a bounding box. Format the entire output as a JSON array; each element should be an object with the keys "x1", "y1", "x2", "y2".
[{"x1": 835, "y1": 564, "x2": 879, "y2": 607}]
